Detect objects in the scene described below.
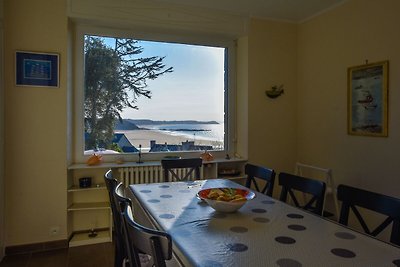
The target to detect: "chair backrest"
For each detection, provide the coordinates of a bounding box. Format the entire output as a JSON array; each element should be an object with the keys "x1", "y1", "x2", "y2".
[
  {"x1": 244, "y1": 163, "x2": 276, "y2": 197},
  {"x1": 161, "y1": 157, "x2": 202, "y2": 182},
  {"x1": 104, "y1": 169, "x2": 118, "y2": 217},
  {"x1": 104, "y1": 170, "x2": 120, "y2": 230},
  {"x1": 295, "y1": 162, "x2": 339, "y2": 218},
  {"x1": 122, "y1": 204, "x2": 172, "y2": 267},
  {"x1": 278, "y1": 172, "x2": 326, "y2": 216},
  {"x1": 114, "y1": 182, "x2": 131, "y2": 214},
  {"x1": 113, "y1": 183, "x2": 142, "y2": 267},
  {"x1": 337, "y1": 184, "x2": 400, "y2": 246},
  {"x1": 104, "y1": 169, "x2": 125, "y2": 267}
]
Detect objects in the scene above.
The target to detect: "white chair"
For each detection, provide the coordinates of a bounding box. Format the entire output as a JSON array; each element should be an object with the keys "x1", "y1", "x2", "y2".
[{"x1": 295, "y1": 162, "x2": 339, "y2": 219}]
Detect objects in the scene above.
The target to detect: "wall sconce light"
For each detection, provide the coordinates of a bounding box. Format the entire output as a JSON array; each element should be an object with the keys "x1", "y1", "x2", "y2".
[{"x1": 265, "y1": 84, "x2": 284, "y2": 99}]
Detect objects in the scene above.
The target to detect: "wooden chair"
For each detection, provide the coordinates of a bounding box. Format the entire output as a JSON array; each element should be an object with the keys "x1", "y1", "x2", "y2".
[
  {"x1": 337, "y1": 184, "x2": 400, "y2": 246},
  {"x1": 104, "y1": 169, "x2": 125, "y2": 267},
  {"x1": 244, "y1": 163, "x2": 276, "y2": 197},
  {"x1": 161, "y1": 157, "x2": 202, "y2": 182},
  {"x1": 122, "y1": 204, "x2": 173, "y2": 267},
  {"x1": 278, "y1": 172, "x2": 326, "y2": 216}
]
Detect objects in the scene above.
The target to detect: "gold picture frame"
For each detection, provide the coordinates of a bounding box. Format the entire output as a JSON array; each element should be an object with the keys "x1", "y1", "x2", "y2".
[{"x1": 347, "y1": 61, "x2": 388, "y2": 137}]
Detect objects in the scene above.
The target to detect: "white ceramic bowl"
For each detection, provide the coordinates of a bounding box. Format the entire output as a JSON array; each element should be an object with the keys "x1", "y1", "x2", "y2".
[{"x1": 197, "y1": 188, "x2": 255, "y2": 213}]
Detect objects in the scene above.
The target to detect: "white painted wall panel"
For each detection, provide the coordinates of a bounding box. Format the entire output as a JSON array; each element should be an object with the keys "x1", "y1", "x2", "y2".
[
  {"x1": 0, "y1": 0, "x2": 4, "y2": 260},
  {"x1": 68, "y1": 0, "x2": 248, "y2": 38}
]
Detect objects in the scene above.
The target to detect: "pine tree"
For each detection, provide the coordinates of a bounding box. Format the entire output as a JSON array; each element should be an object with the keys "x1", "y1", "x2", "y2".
[{"x1": 84, "y1": 36, "x2": 173, "y2": 150}]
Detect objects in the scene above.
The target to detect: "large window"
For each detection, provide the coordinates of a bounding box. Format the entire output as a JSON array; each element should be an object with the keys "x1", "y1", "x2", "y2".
[{"x1": 74, "y1": 27, "x2": 236, "y2": 161}]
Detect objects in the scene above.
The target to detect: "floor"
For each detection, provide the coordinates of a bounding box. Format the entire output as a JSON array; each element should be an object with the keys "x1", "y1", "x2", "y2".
[{"x1": 0, "y1": 242, "x2": 114, "y2": 267}]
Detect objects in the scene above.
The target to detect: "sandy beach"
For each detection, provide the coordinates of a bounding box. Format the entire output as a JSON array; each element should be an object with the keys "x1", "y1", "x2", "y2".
[{"x1": 116, "y1": 129, "x2": 217, "y2": 149}]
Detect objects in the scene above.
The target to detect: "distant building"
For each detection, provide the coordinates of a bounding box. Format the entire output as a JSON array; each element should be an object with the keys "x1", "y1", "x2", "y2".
[
  {"x1": 112, "y1": 133, "x2": 139, "y2": 153},
  {"x1": 149, "y1": 140, "x2": 212, "y2": 152},
  {"x1": 85, "y1": 133, "x2": 209, "y2": 153}
]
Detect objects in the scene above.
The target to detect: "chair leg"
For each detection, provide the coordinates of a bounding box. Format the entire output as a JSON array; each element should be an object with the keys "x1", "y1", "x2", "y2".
[
  {"x1": 115, "y1": 242, "x2": 125, "y2": 267},
  {"x1": 122, "y1": 258, "x2": 131, "y2": 267}
]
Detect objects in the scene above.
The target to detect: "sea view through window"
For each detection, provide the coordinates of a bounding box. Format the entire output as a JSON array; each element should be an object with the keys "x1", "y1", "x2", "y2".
[{"x1": 83, "y1": 34, "x2": 226, "y2": 154}]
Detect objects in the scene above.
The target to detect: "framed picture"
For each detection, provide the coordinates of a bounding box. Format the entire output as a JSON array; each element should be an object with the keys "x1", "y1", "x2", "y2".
[
  {"x1": 16, "y1": 51, "x2": 59, "y2": 87},
  {"x1": 347, "y1": 61, "x2": 388, "y2": 137}
]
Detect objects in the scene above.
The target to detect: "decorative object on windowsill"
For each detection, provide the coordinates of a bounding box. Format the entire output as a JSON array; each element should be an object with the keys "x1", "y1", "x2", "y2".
[
  {"x1": 88, "y1": 229, "x2": 98, "y2": 238},
  {"x1": 136, "y1": 144, "x2": 143, "y2": 163},
  {"x1": 265, "y1": 84, "x2": 284, "y2": 99},
  {"x1": 201, "y1": 150, "x2": 214, "y2": 161},
  {"x1": 79, "y1": 177, "x2": 92, "y2": 188},
  {"x1": 86, "y1": 154, "x2": 102, "y2": 166},
  {"x1": 234, "y1": 153, "x2": 242, "y2": 159},
  {"x1": 115, "y1": 157, "x2": 124, "y2": 164}
]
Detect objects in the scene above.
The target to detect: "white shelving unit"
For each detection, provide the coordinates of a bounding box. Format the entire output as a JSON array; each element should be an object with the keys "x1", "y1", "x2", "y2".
[
  {"x1": 67, "y1": 158, "x2": 247, "y2": 247},
  {"x1": 203, "y1": 158, "x2": 247, "y2": 184},
  {"x1": 67, "y1": 167, "x2": 113, "y2": 247}
]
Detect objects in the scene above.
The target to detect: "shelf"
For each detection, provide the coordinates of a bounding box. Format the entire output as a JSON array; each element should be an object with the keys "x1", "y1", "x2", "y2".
[
  {"x1": 219, "y1": 175, "x2": 246, "y2": 180},
  {"x1": 67, "y1": 183, "x2": 107, "y2": 192},
  {"x1": 68, "y1": 158, "x2": 247, "y2": 170},
  {"x1": 67, "y1": 202, "x2": 110, "y2": 211},
  {"x1": 207, "y1": 158, "x2": 247, "y2": 164},
  {"x1": 69, "y1": 229, "x2": 111, "y2": 247}
]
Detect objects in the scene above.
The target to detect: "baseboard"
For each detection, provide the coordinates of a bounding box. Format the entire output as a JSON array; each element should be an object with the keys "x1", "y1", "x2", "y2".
[{"x1": 5, "y1": 239, "x2": 68, "y2": 255}]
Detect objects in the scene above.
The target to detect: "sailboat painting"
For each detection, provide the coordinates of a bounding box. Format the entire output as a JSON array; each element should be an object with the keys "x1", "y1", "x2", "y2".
[{"x1": 347, "y1": 61, "x2": 388, "y2": 137}]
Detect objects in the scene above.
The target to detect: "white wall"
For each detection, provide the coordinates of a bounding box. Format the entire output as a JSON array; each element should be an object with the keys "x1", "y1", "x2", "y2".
[
  {"x1": 4, "y1": 0, "x2": 68, "y2": 246},
  {"x1": 297, "y1": 0, "x2": 400, "y2": 197},
  {"x1": 247, "y1": 19, "x2": 298, "y2": 177},
  {"x1": 0, "y1": 0, "x2": 4, "y2": 260},
  {"x1": 236, "y1": 36, "x2": 248, "y2": 159},
  {"x1": 297, "y1": 0, "x2": 400, "y2": 238},
  {"x1": 67, "y1": 0, "x2": 247, "y2": 38}
]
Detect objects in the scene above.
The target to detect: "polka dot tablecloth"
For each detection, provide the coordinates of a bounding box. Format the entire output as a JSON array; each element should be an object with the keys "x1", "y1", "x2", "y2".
[{"x1": 128, "y1": 179, "x2": 400, "y2": 267}]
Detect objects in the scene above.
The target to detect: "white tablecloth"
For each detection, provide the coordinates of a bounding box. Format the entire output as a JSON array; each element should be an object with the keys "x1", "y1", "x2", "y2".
[{"x1": 128, "y1": 179, "x2": 400, "y2": 267}]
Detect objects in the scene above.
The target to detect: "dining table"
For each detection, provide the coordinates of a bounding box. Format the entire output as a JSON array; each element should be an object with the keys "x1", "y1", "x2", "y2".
[{"x1": 127, "y1": 179, "x2": 400, "y2": 267}]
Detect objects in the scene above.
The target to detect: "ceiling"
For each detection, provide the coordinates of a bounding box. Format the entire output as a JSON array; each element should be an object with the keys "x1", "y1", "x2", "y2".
[{"x1": 152, "y1": 0, "x2": 347, "y2": 22}]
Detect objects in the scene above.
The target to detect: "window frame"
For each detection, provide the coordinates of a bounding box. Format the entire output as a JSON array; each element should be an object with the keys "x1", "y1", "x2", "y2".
[{"x1": 73, "y1": 25, "x2": 237, "y2": 163}]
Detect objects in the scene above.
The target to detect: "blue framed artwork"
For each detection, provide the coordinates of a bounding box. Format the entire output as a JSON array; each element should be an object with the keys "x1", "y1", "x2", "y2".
[{"x1": 16, "y1": 51, "x2": 59, "y2": 87}]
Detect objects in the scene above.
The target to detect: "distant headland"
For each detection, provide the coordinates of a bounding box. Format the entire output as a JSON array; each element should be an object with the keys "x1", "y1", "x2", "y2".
[{"x1": 115, "y1": 119, "x2": 219, "y2": 130}]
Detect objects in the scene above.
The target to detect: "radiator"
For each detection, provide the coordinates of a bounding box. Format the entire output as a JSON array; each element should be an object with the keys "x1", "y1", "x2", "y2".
[
  {"x1": 118, "y1": 165, "x2": 199, "y2": 185},
  {"x1": 118, "y1": 166, "x2": 163, "y2": 185}
]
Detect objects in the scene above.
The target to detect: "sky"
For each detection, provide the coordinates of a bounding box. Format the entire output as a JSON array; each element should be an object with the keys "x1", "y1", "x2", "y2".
[{"x1": 101, "y1": 36, "x2": 226, "y2": 122}]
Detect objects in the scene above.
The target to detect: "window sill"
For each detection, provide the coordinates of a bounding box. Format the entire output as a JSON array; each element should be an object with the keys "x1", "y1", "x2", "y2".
[{"x1": 68, "y1": 158, "x2": 247, "y2": 170}]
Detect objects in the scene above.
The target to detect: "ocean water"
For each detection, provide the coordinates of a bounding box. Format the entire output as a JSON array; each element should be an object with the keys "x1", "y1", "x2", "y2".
[{"x1": 140, "y1": 123, "x2": 224, "y2": 142}]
